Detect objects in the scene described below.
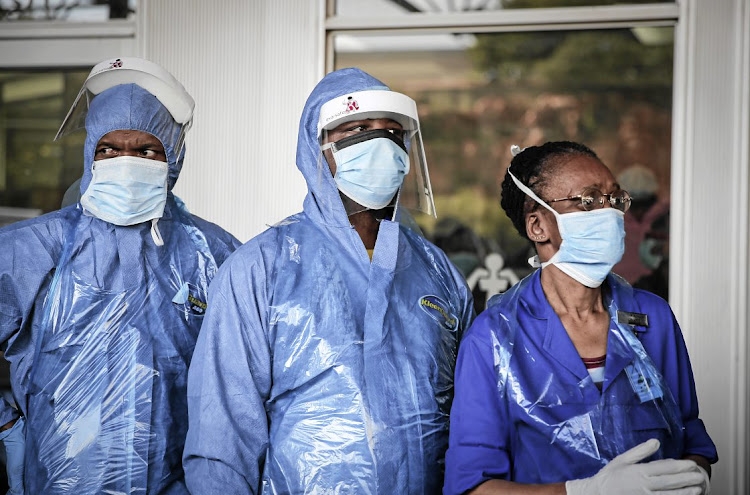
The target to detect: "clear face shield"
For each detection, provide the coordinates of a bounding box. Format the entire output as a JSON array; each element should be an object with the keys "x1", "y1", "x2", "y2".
[
  {"x1": 54, "y1": 57, "x2": 195, "y2": 159},
  {"x1": 317, "y1": 90, "x2": 436, "y2": 220}
]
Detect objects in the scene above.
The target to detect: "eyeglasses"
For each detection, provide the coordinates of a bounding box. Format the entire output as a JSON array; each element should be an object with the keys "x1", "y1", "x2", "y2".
[{"x1": 547, "y1": 187, "x2": 632, "y2": 212}]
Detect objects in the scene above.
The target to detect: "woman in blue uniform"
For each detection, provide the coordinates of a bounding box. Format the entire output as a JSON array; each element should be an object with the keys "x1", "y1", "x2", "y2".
[{"x1": 444, "y1": 142, "x2": 717, "y2": 495}]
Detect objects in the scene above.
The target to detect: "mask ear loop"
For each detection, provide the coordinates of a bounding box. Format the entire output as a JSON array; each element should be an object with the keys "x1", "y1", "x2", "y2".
[
  {"x1": 317, "y1": 141, "x2": 341, "y2": 217},
  {"x1": 150, "y1": 218, "x2": 164, "y2": 246},
  {"x1": 150, "y1": 163, "x2": 170, "y2": 247},
  {"x1": 391, "y1": 186, "x2": 404, "y2": 223},
  {"x1": 507, "y1": 167, "x2": 559, "y2": 268},
  {"x1": 507, "y1": 168, "x2": 557, "y2": 216}
]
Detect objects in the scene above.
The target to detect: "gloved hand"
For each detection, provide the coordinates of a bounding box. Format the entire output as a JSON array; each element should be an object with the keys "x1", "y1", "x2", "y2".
[
  {"x1": 0, "y1": 417, "x2": 25, "y2": 495},
  {"x1": 565, "y1": 439, "x2": 705, "y2": 495},
  {"x1": 693, "y1": 464, "x2": 711, "y2": 495}
]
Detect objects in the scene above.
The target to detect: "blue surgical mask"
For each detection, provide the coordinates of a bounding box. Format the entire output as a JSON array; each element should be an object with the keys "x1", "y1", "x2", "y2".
[
  {"x1": 508, "y1": 169, "x2": 625, "y2": 288},
  {"x1": 80, "y1": 155, "x2": 169, "y2": 226},
  {"x1": 542, "y1": 208, "x2": 625, "y2": 288},
  {"x1": 321, "y1": 130, "x2": 410, "y2": 210}
]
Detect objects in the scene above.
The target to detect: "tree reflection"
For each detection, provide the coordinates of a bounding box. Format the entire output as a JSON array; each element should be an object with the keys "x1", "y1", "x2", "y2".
[{"x1": 1, "y1": 0, "x2": 134, "y2": 21}]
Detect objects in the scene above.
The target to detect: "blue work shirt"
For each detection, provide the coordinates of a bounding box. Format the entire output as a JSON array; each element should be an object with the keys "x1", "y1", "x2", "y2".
[{"x1": 444, "y1": 270, "x2": 717, "y2": 494}]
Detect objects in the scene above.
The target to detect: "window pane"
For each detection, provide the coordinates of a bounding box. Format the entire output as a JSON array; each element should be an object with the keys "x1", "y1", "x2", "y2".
[
  {"x1": 0, "y1": 70, "x2": 87, "y2": 225},
  {"x1": 333, "y1": 0, "x2": 673, "y2": 16},
  {"x1": 1, "y1": 0, "x2": 136, "y2": 22},
  {"x1": 334, "y1": 27, "x2": 673, "y2": 309}
]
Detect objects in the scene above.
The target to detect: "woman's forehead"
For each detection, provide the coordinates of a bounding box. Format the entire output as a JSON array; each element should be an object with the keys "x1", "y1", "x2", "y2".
[{"x1": 543, "y1": 154, "x2": 617, "y2": 195}]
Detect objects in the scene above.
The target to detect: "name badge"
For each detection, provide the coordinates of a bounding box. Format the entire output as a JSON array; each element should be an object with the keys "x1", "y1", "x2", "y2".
[
  {"x1": 625, "y1": 363, "x2": 663, "y2": 402},
  {"x1": 617, "y1": 311, "x2": 649, "y2": 327}
]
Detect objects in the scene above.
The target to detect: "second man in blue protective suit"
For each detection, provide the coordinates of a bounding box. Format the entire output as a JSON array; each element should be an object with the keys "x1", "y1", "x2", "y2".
[{"x1": 183, "y1": 68, "x2": 475, "y2": 494}]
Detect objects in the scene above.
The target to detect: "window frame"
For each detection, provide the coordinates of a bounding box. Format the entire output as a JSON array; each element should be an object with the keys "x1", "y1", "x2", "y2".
[
  {"x1": 325, "y1": 3, "x2": 680, "y2": 73},
  {"x1": 0, "y1": 15, "x2": 140, "y2": 215},
  {"x1": 325, "y1": 1, "x2": 683, "y2": 293},
  {"x1": 0, "y1": 18, "x2": 139, "y2": 68}
]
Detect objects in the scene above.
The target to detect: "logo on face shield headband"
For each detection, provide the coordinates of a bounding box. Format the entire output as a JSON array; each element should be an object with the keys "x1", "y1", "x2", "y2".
[
  {"x1": 110, "y1": 58, "x2": 123, "y2": 69},
  {"x1": 419, "y1": 295, "x2": 458, "y2": 331},
  {"x1": 345, "y1": 96, "x2": 359, "y2": 112}
]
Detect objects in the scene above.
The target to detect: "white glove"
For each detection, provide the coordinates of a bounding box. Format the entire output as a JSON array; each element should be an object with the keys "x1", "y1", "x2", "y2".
[
  {"x1": 565, "y1": 439, "x2": 706, "y2": 495},
  {"x1": 693, "y1": 464, "x2": 711, "y2": 495}
]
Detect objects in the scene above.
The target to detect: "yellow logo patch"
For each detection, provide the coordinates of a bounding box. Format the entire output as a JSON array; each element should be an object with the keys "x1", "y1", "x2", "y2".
[{"x1": 419, "y1": 295, "x2": 457, "y2": 331}]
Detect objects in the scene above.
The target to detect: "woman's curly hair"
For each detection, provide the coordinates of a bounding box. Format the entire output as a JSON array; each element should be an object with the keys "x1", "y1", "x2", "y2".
[{"x1": 500, "y1": 141, "x2": 599, "y2": 239}]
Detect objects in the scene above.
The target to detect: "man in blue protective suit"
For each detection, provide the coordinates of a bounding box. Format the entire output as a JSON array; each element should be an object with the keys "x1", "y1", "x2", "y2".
[
  {"x1": 0, "y1": 57, "x2": 240, "y2": 494},
  {"x1": 183, "y1": 68, "x2": 475, "y2": 494}
]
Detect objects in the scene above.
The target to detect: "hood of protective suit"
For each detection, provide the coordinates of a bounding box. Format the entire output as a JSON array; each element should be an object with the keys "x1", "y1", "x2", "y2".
[
  {"x1": 81, "y1": 83, "x2": 185, "y2": 195},
  {"x1": 296, "y1": 68, "x2": 389, "y2": 227}
]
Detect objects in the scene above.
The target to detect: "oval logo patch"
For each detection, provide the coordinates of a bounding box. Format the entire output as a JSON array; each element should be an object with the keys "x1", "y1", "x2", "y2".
[
  {"x1": 419, "y1": 295, "x2": 458, "y2": 331},
  {"x1": 172, "y1": 282, "x2": 208, "y2": 316}
]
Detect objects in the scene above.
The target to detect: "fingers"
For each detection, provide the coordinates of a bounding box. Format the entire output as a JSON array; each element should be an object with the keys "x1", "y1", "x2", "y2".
[
  {"x1": 653, "y1": 487, "x2": 702, "y2": 495},
  {"x1": 611, "y1": 438, "x2": 661, "y2": 466},
  {"x1": 646, "y1": 470, "x2": 706, "y2": 490},
  {"x1": 641, "y1": 459, "x2": 699, "y2": 477},
  {"x1": 692, "y1": 464, "x2": 711, "y2": 495}
]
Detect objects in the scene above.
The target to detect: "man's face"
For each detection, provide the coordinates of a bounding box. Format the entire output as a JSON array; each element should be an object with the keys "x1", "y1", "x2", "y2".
[
  {"x1": 321, "y1": 118, "x2": 404, "y2": 175},
  {"x1": 95, "y1": 130, "x2": 167, "y2": 162}
]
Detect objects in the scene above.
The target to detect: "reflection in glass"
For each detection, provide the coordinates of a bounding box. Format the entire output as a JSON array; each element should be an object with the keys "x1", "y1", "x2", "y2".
[
  {"x1": 1, "y1": 0, "x2": 136, "y2": 22},
  {"x1": 334, "y1": 0, "x2": 672, "y2": 16},
  {"x1": 0, "y1": 70, "x2": 87, "y2": 225},
  {"x1": 334, "y1": 27, "x2": 673, "y2": 308}
]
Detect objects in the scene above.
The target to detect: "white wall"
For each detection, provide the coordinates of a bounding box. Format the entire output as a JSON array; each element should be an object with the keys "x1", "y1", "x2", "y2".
[
  {"x1": 672, "y1": 0, "x2": 750, "y2": 492},
  {"x1": 141, "y1": 0, "x2": 321, "y2": 242}
]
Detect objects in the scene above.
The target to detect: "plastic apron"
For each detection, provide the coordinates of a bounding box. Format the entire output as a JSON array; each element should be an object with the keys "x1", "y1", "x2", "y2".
[
  {"x1": 25, "y1": 202, "x2": 217, "y2": 494},
  {"x1": 260, "y1": 220, "x2": 465, "y2": 495},
  {"x1": 488, "y1": 273, "x2": 685, "y2": 483}
]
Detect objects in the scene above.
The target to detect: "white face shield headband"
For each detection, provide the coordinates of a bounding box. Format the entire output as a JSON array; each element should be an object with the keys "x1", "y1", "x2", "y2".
[
  {"x1": 55, "y1": 57, "x2": 195, "y2": 159},
  {"x1": 507, "y1": 168, "x2": 625, "y2": 288}
]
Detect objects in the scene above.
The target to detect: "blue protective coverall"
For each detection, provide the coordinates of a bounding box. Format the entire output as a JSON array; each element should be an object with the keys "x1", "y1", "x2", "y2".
[
  {"x1": 183, "y1": 68, "x2": 475, "y2": 495},
  {"x1": 444, "y1": 270, "x2": 718, "y2": 494},
  {"x1": 0, "y1": 83, "x2": 240, "y2": 494}
]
